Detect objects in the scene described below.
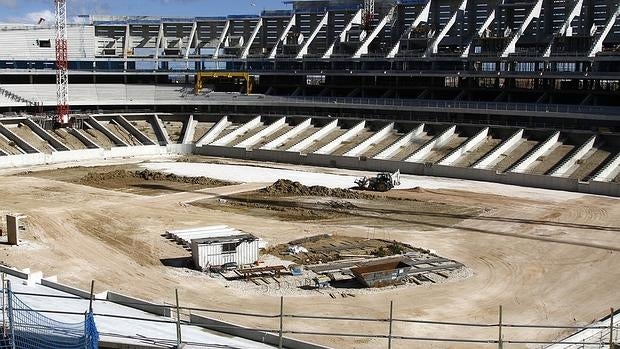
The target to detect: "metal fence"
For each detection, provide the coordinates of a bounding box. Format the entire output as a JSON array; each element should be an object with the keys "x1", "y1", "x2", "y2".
[{"x1": 10, "y1": 289, "x2": 619, "y2": 349}]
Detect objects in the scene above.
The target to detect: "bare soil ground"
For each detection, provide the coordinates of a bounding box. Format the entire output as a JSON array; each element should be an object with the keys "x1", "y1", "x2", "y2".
[
  {"x1": 0, "y1": 158, "x2": 618, "y2": 349},
  {"x1": 21, "y1": 164, "x2": 233, "y2": 196}
]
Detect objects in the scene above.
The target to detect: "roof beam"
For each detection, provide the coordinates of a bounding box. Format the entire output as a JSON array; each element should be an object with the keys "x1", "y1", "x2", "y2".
[
  {"x1": 501, "y1": 0, "x2": 543, "y2": 58},
  {"x1": 185, "y1": 21, "x2": 197, "y2": 59},
  {"x1": 214, "y1": 20, "x2": 230, "y2": 59},
  {"x1": 296, "y1": 12, "x2": 329, "y2": 59},
  {"x1": 324, "y1": 9, "x2": 362, "y2": 59},
  {"x1": 426, "y1": 0, "x2": 467, "y2": 57},
  {"x1": 269, "y1": 15, "x2": 296, "y2": 59},
  {"x1": 241, "y1": 18, "x2": 263, "y2": 59},
  {"x1": 353, "y1": 7, "x2": 395, "y2": 59},
  {"x1": 589, "y1": 5, "x2": 620, "y2": 58},
  {"x1": 387, "y1": 1, "x2": 431, "y2": 59},
  {"x1": 461, "y1": 8, "x2": 496, "y2": 58}
]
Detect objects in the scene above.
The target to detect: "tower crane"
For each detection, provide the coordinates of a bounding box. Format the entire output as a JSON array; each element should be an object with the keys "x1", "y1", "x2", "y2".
[
  {"x1": 362, "y1": 0, "x2": 375, "y2": 32},
  {"x1": 54, "y1": 0, "x2": 70, "y2": 126}
]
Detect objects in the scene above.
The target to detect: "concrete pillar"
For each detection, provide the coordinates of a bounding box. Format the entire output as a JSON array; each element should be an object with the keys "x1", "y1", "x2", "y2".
[{"x1": 6, "y1": 214, "x2": 22, "y2": 246}]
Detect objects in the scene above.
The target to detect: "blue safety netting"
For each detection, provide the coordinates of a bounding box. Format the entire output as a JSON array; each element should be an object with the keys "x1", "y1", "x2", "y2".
[{"x1": 1, "y1": 290, "x2": 99, "y2": 349}]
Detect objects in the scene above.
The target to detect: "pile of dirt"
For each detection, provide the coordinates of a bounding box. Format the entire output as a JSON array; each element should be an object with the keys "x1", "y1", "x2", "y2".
[
  {"x1": 79, "y1": 169, "x2": 232, "y2": 186},
  {"x1": 260, "y1": 179, "x2": 373, "y2": 199}
]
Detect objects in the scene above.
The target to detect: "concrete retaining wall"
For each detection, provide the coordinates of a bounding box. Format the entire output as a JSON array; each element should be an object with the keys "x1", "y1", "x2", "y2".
[
  {"x1": 40, "y1": 278, "x2": 92, "y2": 298},
  {"x1": 196, "y1": 145, "x2": 619, "y2": 197},
  {"x1": 190, "y1": 314, "x2": 333, "y2": 349},
  {"x1": 153, "y1": 114, "x2": 171, "y2": 145},
  {"x1": 107, "y1": 292, "x2": 171, "y2": 317}
]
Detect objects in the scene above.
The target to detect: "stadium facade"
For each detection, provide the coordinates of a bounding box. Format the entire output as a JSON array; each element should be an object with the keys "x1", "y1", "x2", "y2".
[{"x1": 0, "y1": 0, "x2": 617, "y2": 130}]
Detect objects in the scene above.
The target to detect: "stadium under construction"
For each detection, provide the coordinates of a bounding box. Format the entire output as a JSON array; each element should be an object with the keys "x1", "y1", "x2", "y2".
[{"x1": 0, "y1": 1, "x2": 618, "y2": 348}]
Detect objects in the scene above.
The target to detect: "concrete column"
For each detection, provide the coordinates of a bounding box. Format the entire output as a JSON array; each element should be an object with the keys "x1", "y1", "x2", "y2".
[
  {"x1": 181, "y1": 115, "x2": 198, "y2": 145},
  {"x1": 7, "y1": 214, "x2": 23, "y2": 246},
  {"x1": 549, "y1": 135, "x2": 595, "y2": 177},
  {"x1": 113, "y1": 115, "x2": 157, "y2": 145},
  {"x1": 474, "y1": 129, "x2": 524, "y2": 169},
  {"x1": 438, "y1": 127, "x2": 489, "y2": 166},
  {"x1": 86, "y1": 117, "x2": 128, "y2": 147},
  {"x1": 196, "y1": 116, "x2": 229, "y2": 146},
  {"x1": 344, "y1": 123, "x2": 394, "y2": 157},
  {"x1": 262, "y1": 118, "x2": 312, "y2": 150}
]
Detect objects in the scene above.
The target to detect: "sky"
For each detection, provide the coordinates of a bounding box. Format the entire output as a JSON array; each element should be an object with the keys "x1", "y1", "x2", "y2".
[{"x1": 0, "y1": 0, "x2": 291, "y2": 23}]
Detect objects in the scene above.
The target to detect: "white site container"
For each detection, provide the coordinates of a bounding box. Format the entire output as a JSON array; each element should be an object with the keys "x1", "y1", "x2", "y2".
[{"x1": 191, "y1": 234, "x2": 260, "y2": 269}]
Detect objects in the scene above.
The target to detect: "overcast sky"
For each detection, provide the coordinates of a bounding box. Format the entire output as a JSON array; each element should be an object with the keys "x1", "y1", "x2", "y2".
[{"x1": 0, "y1": 0, "x2": 290, "y2": 23}]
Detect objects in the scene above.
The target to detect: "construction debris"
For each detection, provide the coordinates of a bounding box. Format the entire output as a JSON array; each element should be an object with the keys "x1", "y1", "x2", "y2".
[
  {"x1": 79, "y1": 169, "x2": 232, "y2": 187},
  {"x1": 259, "y1": 179, "x2": 372, "y2": 199}
]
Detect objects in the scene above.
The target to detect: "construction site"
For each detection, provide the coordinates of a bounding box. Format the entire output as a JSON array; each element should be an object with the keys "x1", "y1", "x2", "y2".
[{"x1": 0, "y1": 0, "x2": 618, "y2": 347}]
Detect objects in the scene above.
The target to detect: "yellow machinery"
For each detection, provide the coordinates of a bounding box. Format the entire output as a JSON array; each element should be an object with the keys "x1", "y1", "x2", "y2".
[{"x1": 195, "y1": 71, "x2": 254, "y2": 94}]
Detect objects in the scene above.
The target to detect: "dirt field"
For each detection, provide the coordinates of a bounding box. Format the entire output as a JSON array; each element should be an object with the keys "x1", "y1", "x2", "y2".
[
  {"x1": 0, "y1": 157, "x2": 618, "y2": 349},
  {"x1": 21, "y1": 164, "x2": 233, "y2": 196}
]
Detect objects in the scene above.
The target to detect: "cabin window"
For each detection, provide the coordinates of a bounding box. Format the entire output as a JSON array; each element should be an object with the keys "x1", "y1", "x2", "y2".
[
  {"x1": 37, "y1": 40, "x2": 51, "y2": 48},
  {"x1": 222, "y1": 243, "x2": 237, "y2": 253}
]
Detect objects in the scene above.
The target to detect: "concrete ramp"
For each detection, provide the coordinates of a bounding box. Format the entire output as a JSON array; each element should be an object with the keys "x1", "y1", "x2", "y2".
[
  {"x1": 0, "y1": 123, "x2": 40, "y2": 154},
  {"x1": 262, "y1": 118, "x2": 311, "y2": 150},
  {"x1": 549, "y1": 135, "x2": 596, "y2": 177},
  {"x1": 591, "y1": 152, "x2": 620, "y2": 182},
  {"x1": 67, "y1": 128, "x2": 101, "y2": 149},
  {"x1": 211, "y1": 116, "x2": 262, "y2": 146},
  {"x1": 114, "y1": 115, "x2": 157, "y2": 146},
  {"x1": 24, "y1": 119, "x2": 71, "y2": 151},
  {"x1": 474, "y1": 129, "x2": 524, "y2": 169},
  {"x1": 438, "y1": 127, "x2": 489, "y2": 166},
  {"x1": 87, "y1": 116, "x2": 128, "y2": 147},
  {"x1": 235, "y1": 117, "x2": 286, "y2": 149},
  {"x1": 314, "y1": 121, "x2": 366, "y2": 155},
  {"x1": 509, "y1": 131, "x2": 560, "y2": 173},
  {"x1": 344, "y1": 123, "x2": 394, "y2": 157},
  {"x1": 405, "y1": 125, "x2": 456, "y2": 163},
  {"x1": 196, "y1": 116, "x2": 229, "y2": 146},
  {"x1": 288, "y1": 119, "x2": 338, "y2": 153},
  {"x1": 374, "y1": 124, "x2": 425, "y2": 160}
]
